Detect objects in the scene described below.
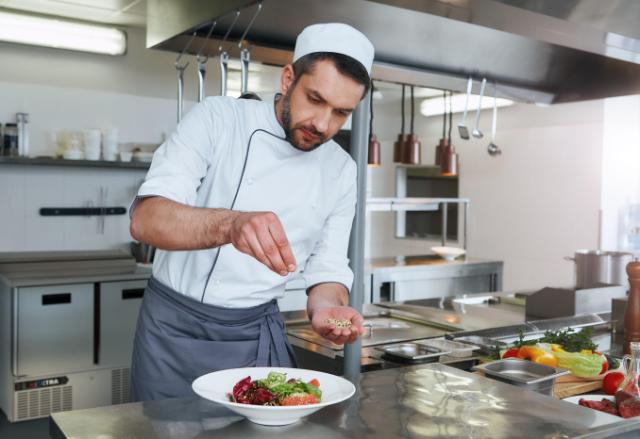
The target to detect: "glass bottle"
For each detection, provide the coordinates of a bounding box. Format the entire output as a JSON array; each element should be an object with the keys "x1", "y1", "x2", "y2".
[{"x1": 616, "y1": 341, "x2": 640, "y2": 406}]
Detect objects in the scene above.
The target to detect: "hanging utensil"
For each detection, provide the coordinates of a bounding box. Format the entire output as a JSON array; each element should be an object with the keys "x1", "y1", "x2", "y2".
[
  {"x1": 218, "y1": 10, "x2": 241, "y2": 96},
  {"x1": 240, "y1": 48, "x2": 250, "y2": 95},
  {"x1": 458, "y1": 77, "x2": 473, "y2": 140},
  {"x1": 441, "y1": 91, "x2": 459, "y2": 175},
  {"x1": 237, "y1": 2, "x2": 262, "y2": 96},
  {"x1": 472, "y1": 77, "x2": 487, "y2": 138},
  {"x1": 219, "y1": 52, "x2": 229, "y2": 96},
  {"x1": 435, "y1": 90, "x2": 448, "y2": 166},
  {"x1": 174, "y1": 31, "x2": 196, "y2": 122},
  {"x1": 488, "y1": 81, "x2": 502, "y2": 156},
  {"x1": 196, "y1": 21, "x2": 217, "y2": 102},
  {"x1": 393, "y1": 84, "x2": 406, "y2": 163}
]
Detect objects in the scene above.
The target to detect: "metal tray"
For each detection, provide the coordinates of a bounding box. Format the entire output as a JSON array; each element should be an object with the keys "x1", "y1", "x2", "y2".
[
  {"x1": 376, "y1": 342, "x2": 451, "y2": 361},
  {"x1": 473, "y1": 359, "x2": 569, "y2": 395}
]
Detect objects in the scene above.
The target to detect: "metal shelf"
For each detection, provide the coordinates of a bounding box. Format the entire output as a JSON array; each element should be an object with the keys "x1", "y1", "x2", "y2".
[
  {"x1": 366, "y1": 197, "x2": 469, "y2": 212},
  {"x1": 367, "y1": 197, "x2": 470, "y2": 249},
  {"x1": 0, "y1": 156, "x2": 150, "y2": 170}
]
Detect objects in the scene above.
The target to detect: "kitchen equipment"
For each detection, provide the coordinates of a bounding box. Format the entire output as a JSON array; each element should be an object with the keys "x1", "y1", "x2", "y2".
[
  {"x1": 473, "y1": 359, "x2": 569, "y2": 396},
  {"x1": 174, "y1": 31, "x2": 196, "y2": 122},
  {"x1": 192, "y1": 367, "x2": 355, "y2": 426},
  {"x1": 401, "y1": 85, "x2": 420, "y2": 164},
  {"x1": 393, "y1": 84, "x2": 406, "y2": 163},
  {"x1": 3, "y1": 123, "x2": 18, "y2": 157},
  {"x1": 525, "y1": 285, "x2": 626, "y2": 318},
  {"x1": 418, "y1": 337, "x2": 479, "y2": 358},
  {"x1": 487, "y1": 82, "x2": 502, "y2": 156},
  {"x1": 376, "y1": 342, "x2": 450, "y2": 363},
  {"x1": 472, "y1": 77, "x2": 487, "y2": 138},
  {"x1": 131, "y1": 241, "x2": 156, "y2": 264},
  {"x1": 175, "y1": 61, "x2": 188, "y2": 122},
  {"x1": 16, "y1": 112, "x2": 29, "y2": 157},
  {"x1": 219, "y1": 51, "x2": 229, "y2": 96},
  {"x1": 457, "y1": 77, "x2": 472, "y2": 139},
  {"x1": 567, "y1": 250, "x2": 634, "y2": 291},
  {"x1": 0, "y1": 251, "x2": 150, "y2": 422},
  {"x1": 435, "y1": 90, "x2": 447, "y2": 166},
  {"x1": 237, "y1": 3, "x2": 262, "y2": 96},
  {"x1": 196, "y1": 21, "x2": 217, "y2": 102},
  {"x1": 624, "y1": 262, "x2": 640, "y2": 354},
  {"x1": 618, "y1": 341, "x2": 640, "y2": 404},
  {"x1": 218, "y1": 10, "x2": 241, "y2": 97},
  {"x1": 367, "y1": 82, "x2": 381, "y2": 166},
  {"x1": 441, "y1": 90, "x2": 459, "y2": 175},
  {"x1": 613, "y1": 296, "x2": 628, "y2": 332}
]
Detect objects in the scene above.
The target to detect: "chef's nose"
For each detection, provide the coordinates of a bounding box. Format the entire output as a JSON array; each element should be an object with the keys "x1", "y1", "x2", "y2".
[{"x1": 312, "y1": 108, "x2": 331, "y2": 135}]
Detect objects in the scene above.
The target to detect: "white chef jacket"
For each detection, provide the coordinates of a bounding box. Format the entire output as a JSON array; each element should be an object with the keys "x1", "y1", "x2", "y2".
[{"x1": 132, "y1": 95, "x2": 357, "y2": 307}]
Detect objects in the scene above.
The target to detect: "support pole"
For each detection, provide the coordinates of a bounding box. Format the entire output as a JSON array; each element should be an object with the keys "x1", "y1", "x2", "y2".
[{"x1": 344, "y1": 91, "x2": 370, "y2": 380}]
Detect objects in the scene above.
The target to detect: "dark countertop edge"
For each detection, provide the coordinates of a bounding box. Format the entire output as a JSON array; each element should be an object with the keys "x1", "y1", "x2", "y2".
[
  {"x1": 0, "y1": 156, "x2": 150, "y2": 170},
  {"x1": 0, "y1": 270, "x2": 152, "y2": 288}
]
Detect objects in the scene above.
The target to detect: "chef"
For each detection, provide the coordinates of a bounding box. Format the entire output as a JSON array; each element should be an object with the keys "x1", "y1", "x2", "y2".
[{"x1": 129, "y1": 23, "x2": 374, "y2": 401}]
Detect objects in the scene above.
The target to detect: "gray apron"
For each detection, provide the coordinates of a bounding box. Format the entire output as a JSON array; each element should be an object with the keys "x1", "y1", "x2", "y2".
[{"x1": 130, "y1": 276, "x2": 297, "y2": 401}]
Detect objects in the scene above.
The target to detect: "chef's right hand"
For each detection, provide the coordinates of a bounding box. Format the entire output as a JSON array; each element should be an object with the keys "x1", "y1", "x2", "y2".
[{"x1": 230, "y1": 211, "x2": 297, "y2": 276}]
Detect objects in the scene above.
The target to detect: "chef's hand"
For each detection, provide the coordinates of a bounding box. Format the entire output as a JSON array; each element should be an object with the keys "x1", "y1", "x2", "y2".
[
  {"x1": 230, "y1": 211, "x2": 297, "y2": 276},
  {"x1": 310, "y1": 306, "x2": 365, "y2": 345}
]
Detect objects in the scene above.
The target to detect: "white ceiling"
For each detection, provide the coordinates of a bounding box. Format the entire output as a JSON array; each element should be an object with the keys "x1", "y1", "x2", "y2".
[{"x1": 0, "y1": 0, "x2": 147, "y2": 27}]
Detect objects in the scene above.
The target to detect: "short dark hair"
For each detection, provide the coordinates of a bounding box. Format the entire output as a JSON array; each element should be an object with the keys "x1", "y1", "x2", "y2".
[{"x1": 292, "y1": 52, "x2": 371, "y2": 99}]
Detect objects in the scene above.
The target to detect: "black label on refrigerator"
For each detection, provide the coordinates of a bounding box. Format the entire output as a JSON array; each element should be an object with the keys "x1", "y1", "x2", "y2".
[{"x1": 15, "y1": 376, "x2": 69, "y2": 391}]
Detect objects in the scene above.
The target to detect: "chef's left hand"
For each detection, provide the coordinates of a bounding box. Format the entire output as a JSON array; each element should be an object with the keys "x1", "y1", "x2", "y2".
[{"x1": 310, "y1": 306, "x2": 365, "y2": 345}]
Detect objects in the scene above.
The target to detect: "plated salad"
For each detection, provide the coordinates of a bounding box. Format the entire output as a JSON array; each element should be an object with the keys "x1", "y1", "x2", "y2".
[{"x1": 229, "y1": 372, "x2": 322, "y2": 406}]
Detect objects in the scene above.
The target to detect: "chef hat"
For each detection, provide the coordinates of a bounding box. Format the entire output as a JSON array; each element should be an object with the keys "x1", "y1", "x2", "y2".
[{"x1": 293, "y1": 23, "x2": 374, "y2": 75}]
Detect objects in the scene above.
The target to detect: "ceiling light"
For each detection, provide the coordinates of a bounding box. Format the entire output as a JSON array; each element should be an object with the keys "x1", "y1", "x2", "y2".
[
  {"x1": 0, "y1": 10, "x2": 126, "y2": 55},
  {"x1": 420, "y1": 93, "x2": 513, "y2": 117}
]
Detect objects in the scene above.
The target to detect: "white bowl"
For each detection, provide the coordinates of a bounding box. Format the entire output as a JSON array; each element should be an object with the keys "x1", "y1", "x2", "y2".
[
  {"x1": 431, "y1": 246, "x2": 466, "y2": 260},
  {"x1": 192, "y1": 367, "x2": 355, "y2": 426},
  {"x1": 63, "y1": 149, "x2": 84, "y2": 160}
]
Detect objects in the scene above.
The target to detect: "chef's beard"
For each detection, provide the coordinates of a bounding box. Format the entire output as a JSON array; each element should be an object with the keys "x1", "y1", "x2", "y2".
[{"x1": 280, "y1": 91, "x2": 327, "y2": 152}]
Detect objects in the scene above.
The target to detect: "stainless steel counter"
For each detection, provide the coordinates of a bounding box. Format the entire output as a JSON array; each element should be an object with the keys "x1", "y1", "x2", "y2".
[{"x1": 50, "y1": 363, "x2": 640, "y2": 439}]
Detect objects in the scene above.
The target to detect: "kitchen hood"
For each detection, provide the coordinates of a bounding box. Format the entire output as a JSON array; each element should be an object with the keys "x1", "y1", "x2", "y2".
[{"x1": 147, "y1": 0, "x2": 640, "y2": 104}]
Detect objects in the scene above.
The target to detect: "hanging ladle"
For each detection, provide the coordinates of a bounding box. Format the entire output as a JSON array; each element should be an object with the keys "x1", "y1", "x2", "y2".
[
  {"x1": 457, "y1": 77, "x2": 473, "y2": 140},
  {"x1": 488, "y1": 81, "x2": 502, "y2": 156},
  {"x1": 196, "y1": 21, "x2": 217, "y2": 102},
  {"x1": 174, "y1": 31, "x2": 197, "y2": 122},
  {"x1": 238, "y1": 2, "x2": 263, "y2": 96},
  {"x1": 472, "y1": 77, "x2": 487, "y2": 138},
  {"x1": 218, "y1": 9, "x2": 241, "y2": 96}
]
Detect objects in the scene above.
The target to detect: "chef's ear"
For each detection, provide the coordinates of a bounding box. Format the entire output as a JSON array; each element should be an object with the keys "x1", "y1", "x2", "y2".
[{"x1": 280, "y1": 64, "x2": 296, "y2": 95}]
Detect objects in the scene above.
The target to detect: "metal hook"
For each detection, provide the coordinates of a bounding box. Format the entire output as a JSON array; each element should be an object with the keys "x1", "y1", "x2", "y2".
[{"x1": 238, "y1": 1, "x2": 263, "y2": 50}]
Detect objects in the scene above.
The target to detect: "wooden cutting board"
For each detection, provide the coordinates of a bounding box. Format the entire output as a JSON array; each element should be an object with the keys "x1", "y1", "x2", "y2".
[{"x1": 553, "y1": 374, "x2": 603, "y2": 399}]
